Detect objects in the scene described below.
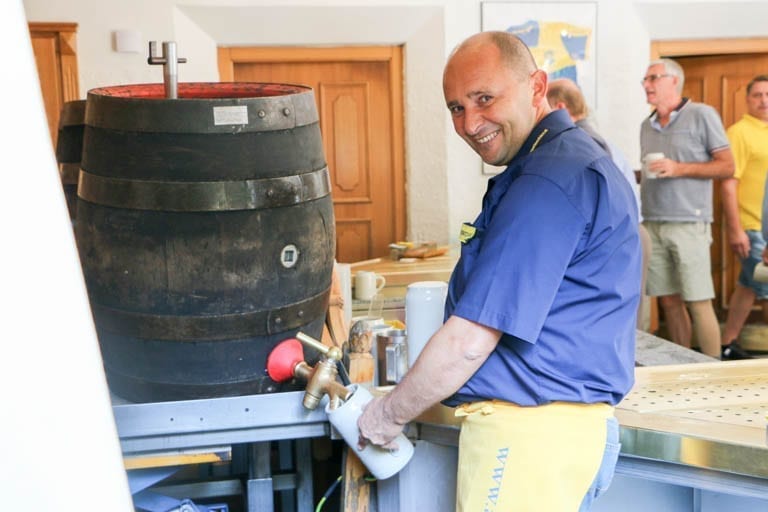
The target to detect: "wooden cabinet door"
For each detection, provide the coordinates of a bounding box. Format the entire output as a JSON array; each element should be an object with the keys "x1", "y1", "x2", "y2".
[
  {"x1": 677, "y1": 53, "x2": 768, "y2": 313},
  {"x1": 28, "y1": 22, "x2": 80, "y2": 148},
  {"x1": 218, "y1": 47, "x2": 406, "y2": 263}
]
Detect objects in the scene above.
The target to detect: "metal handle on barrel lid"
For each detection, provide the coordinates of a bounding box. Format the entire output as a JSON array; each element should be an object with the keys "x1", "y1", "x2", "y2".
[{"x1": 147, "y1": 41, "x2": 187, "y2": 99}]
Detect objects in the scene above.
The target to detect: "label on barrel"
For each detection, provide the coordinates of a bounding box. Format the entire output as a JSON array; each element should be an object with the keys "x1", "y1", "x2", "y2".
[{"x1": 213, "y1": 105, "x2": 249, "y2": 126}]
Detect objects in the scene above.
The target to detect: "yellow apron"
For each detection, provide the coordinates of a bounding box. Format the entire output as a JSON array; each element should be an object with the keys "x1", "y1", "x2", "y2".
[{"x1": 455, "y1": 400, "x2": 613, "y2": 512}]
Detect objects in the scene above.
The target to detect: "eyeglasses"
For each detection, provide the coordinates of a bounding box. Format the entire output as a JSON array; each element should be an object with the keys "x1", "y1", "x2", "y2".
[{"x1": 641, "y1": 74, "x2": 671, "y2": 85}]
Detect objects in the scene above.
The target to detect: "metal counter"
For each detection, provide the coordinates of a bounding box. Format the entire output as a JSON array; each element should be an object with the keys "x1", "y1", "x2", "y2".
[
  {"x1": 113, "y1": 352, "x2": 768, "y2": 511},
  {"x1": 113, "y1": 391, "x2": 329, "y2": 512},
  {"x1": 616, "y1": 359, "x2": 768, "y2": 480},
  {"x1": 402, "y1": 359, "x2": 768, "y2": 511}
]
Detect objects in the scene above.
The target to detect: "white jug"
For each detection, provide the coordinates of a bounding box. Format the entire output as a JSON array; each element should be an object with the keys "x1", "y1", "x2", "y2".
[{"x1": 405, "y1": 281, "x2": 448, "y2": 368}]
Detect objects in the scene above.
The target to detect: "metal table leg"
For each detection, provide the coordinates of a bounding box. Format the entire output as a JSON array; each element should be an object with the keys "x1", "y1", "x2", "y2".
[{"x1": 247, "y1": 442, "x2": 274, "y2": 512}]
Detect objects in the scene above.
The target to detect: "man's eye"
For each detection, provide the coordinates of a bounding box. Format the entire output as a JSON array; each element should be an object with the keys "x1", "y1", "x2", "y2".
[
  {"x1": 449, "y1": 105, "x2": 464, "y2": 115},
  {"x1": 479, "y1": 95, "x2": 492, "y2": 104}
]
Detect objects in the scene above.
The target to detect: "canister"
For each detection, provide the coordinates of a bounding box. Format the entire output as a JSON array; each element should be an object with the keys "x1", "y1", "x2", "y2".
[
  {"x1": 405, "y1": 281, "x2": 448, "y2": 368},
  {"x1": 376, "y1": 329, "x2": 408, "y2": 385}
]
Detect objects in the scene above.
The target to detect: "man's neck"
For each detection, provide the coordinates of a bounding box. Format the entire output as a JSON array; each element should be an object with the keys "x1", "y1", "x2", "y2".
[{"x1": 653, "y1": 96, "x2": 684, "y2": 126}]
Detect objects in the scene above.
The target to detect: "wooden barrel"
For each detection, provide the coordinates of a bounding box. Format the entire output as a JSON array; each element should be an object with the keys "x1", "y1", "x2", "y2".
[
  {"x1": 75, "y1": 83, "x2": 335, "y2": 402},
  {"x1": 55, "y1": 99, "x2": 86, "y2": 220}
]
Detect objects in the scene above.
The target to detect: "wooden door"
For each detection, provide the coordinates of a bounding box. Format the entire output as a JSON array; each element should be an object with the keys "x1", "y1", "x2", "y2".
[
  {"x1": 673, "y1": 53, "x2": 768, "y2": 314},
  {"x1": 28, "y1": 22, "x2": 80, "y2": 148},
  {"x1": 218, "y1": 47, "x2": 405, "y2": 263}
]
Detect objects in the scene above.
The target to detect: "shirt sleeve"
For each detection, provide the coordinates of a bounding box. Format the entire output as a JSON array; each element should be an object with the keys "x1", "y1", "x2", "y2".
[
  {"x1": 702, "y1": 105, "x2": 730, "y2": 153},
  {"x1": 451, "y1": 174, "x2": 587, "y2": 344},
  {"x1": 726, "y1": 123, "x2": 747, "y2": 180}
]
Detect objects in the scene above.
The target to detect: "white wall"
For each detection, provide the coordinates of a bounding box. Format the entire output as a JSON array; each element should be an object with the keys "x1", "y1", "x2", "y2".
[
  {"x1": 22, "y1": 0, "x2": 768, "y2": 245},
  {"x1": 4, "y1": 0, "x2": 133, "y2": 509}
]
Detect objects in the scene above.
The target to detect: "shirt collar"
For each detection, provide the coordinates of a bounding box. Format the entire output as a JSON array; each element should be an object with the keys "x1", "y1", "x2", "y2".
[
  {"x1": 649, "y1": 97, "x2": 689, "y2": 129},
  {"x1": 741, "y1": 113, "x2": 768, "y2": 128},
  {"x1": 487, "y1": 109, "x2": 575, "y2": 191},
  {"x1": 517, "y1": 108, "x2": 574, "y2": 155}
]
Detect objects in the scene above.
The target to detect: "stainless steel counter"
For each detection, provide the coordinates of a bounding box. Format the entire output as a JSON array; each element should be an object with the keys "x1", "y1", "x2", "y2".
[
  {"x1": 398, "y1": 359, "x2": 768, "y2": 511},
  {"x1": 113, "y1": 342, "x2": 768, "y2": 511},
  {"x1": 414, "y1": 359, "x2": 768, "y2": 471},
  {"x1": 616, "y1": 359, "x2": 768, "y2": 479}
]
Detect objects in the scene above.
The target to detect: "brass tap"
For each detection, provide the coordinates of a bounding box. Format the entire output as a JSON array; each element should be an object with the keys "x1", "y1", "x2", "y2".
[{"x1": 295, "y1": 332, "x2": 351, "y2": 410}]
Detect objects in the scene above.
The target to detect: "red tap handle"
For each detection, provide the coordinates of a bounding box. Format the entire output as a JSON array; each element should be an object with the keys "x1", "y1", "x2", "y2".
[{"x1": 266, "y1": 338, "x2": 305, "y2": 382}]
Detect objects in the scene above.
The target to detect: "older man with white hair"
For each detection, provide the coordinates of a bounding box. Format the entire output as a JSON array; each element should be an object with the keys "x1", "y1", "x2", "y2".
[{"x1": 640, "y1": 58, "x2": 734, "y2": 358}]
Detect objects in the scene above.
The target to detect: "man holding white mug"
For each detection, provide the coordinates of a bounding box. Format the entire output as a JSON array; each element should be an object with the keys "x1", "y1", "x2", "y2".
[
  {"x1": 641, "y1": 152, "x2": 665, "y2": 180},
  {"x1": 359, "y1": 32, "x2": 640, "y2": 511},
  {"x1": 640, "y1": 58, "x2": 734, "y2": 358}
]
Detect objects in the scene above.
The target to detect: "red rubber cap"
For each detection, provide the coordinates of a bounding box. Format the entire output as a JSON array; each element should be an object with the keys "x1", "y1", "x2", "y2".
[{"x1": 266, "y1": 338, "x2": 305, "y2": 383}]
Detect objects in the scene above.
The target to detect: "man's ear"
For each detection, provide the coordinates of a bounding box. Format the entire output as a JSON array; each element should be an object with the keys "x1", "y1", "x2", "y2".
[{"x1": 531, "y1": 69, "x2": 548, "y2": 106}]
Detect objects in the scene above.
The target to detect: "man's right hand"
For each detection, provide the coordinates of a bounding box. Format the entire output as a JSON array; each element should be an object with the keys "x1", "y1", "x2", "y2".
[
  {"x1": 729, "y1": 230, "x2": 750, "y2": 259},
  {"x1": 357, "y1": 394, "x2": 405, "y2": 451}
]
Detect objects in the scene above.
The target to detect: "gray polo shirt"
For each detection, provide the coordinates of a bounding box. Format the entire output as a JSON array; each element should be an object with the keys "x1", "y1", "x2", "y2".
[{"x1": 640, "y1": 100, "x2": 729, "y2": 222}]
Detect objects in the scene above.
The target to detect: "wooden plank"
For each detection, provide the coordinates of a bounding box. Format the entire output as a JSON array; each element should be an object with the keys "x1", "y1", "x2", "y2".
[
  {"x1": 341, "y1": 449, "x2": 374, "y2": 512},
  {"x1": 123, "y1": 448, "x2": 231, "y2": 470},
  {"x1": 323, "y1": 263, "x2": 348, "y2": 349}
]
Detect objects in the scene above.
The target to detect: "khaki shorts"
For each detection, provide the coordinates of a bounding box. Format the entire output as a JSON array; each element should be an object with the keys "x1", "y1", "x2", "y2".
[{"x1": 644, "y1": 221, "x2": 714, "y2": 301}]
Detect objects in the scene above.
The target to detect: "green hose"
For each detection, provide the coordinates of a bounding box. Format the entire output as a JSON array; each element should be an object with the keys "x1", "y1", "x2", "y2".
[{"x1": 315, "y1": 475, "x2": 343, "y2": 512}]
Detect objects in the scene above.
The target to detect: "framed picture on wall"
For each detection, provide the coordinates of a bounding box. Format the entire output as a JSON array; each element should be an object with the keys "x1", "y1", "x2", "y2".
[{"x1": 480, "y1": 1, "x2": 598, "y2": 174}]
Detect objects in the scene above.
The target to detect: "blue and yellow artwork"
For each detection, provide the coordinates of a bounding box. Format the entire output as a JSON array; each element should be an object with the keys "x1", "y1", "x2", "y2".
[{"x1": 506, "y1": 19, "x2": 592, "y2": 84}]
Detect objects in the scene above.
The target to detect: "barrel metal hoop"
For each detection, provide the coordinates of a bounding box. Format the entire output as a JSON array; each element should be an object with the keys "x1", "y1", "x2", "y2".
[
  {"x1": 92, "y1": 288, "x2": 330, "y2": 341},
  {"x1": 77, "y1": 166, "x2": 331, "y2": 212},
  {"x1": 58, "y1": 99, "x2": 86, "y2": 127},
  {"x1": 59, "y1": 163, "x2": 80, "y2": 185},
  {"x1": 85, "y1": 90, "x2": 318, "y2": 133}
]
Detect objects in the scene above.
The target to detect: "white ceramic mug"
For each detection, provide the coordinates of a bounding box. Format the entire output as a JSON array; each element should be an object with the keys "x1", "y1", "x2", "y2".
[
  {"x1": 325, "y1": 384, "x2": 414, "y2": 480},
  {"x1": 642, "y1": 152, "x2": 665, "y2": 180},
  {"x1": 354, "y1": 271, "x2": 386, "y2": 301},
  {"x1": 405, "y1": 281, "x2": 448, "y2": 368}
]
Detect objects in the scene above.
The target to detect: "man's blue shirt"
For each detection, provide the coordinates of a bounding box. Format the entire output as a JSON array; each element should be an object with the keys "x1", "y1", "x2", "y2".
[{"x1": 444, "y1": 109, "x2": 640, "y2": 407}]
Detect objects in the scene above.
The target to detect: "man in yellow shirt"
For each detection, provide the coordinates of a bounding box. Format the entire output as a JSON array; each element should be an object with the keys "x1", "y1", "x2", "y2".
[{"x1": 721, "y1": 75, "x2": 768, "y2": 359}]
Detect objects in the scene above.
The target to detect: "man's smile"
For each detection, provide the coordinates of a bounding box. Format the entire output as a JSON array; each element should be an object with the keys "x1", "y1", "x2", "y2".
[{"x1": 476, "y1": 130, "x2": 500, "y2": 144}]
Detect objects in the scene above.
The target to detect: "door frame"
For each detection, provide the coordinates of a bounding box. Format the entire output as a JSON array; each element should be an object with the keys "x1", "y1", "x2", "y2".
[
  {"x1": 28, "y1": 22, "x2": 80, "y2": 146},
  {"x1": 217, "y1": 46, "x2": 407, "y2": 246},
  {"x1": 651, "y1": 38, "x2": 768, "y2": 59},
  {"x1": 28, "y1": 22, "x2": 79, "y2": 102}
]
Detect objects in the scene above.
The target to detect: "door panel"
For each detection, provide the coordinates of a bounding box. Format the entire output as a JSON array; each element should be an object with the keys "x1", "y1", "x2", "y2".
[
  {"x1": 218, "y1": 47, "x2": 405, "y2": 263},
  {"x1": 676, "y1": 54, "x2": 768, "y2": 313},
  {"x1": 28, "y1": 22, "x2": 80, "y2": 148}
]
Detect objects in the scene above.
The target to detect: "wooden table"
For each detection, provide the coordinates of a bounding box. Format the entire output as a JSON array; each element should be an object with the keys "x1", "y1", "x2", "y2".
[{"x1": 350, "y1": 250, "x2": 458, "y2": 288}]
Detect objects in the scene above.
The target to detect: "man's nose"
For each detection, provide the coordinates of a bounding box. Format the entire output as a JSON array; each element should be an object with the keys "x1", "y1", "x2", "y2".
[{"x1": 463, "y1": 109, "x2": 483, "y2": 136}]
